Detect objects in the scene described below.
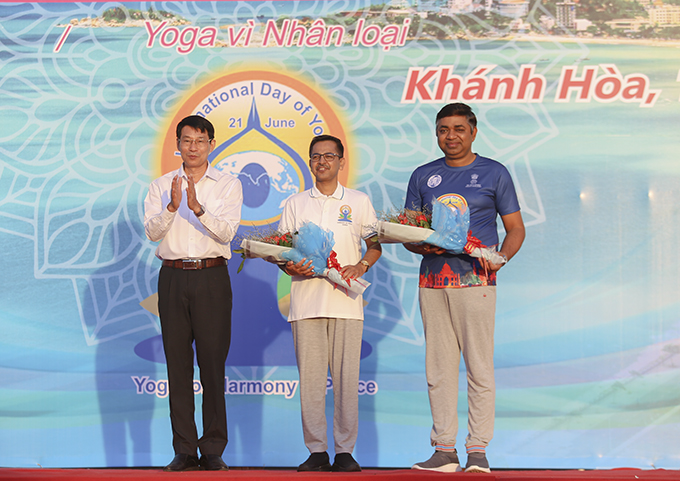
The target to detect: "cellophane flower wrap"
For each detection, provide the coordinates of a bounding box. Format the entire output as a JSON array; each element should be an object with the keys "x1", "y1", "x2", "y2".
[
  {"x1": 425, "y1": 199, "x2": 468, "y2": 253},
  {"x1": 281, "y1": 222, "x2": 370, "y2": 296},
  {"x1": 376, "y1": 209, "x2": 434, "y2": 244},
  {"x1": 236, "y1": 231, "x2": 294, "y2": 272},
  {"x1": 378, "y1": 200, "x2": 506, "y2": 265},
  {"x1": 428, "y1": 199, "x2": 506, "y2": 265}
]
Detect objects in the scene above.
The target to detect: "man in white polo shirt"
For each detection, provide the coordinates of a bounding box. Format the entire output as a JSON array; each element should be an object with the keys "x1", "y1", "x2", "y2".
[{"x1": 279, "y1": 135, "x2": 381, "y2": 472}]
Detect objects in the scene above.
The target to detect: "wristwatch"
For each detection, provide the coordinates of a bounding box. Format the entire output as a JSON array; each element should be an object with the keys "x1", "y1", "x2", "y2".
[
  {"x1": 360, "y1": 260, "x2": 370, "y2": 271},
  {"x1": 195, "y1": 205, "x2": 205, "y2": 217}
]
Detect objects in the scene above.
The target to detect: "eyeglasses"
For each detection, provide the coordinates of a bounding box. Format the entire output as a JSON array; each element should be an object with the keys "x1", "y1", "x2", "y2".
[
  {"x1": 310, "y1": 152, "x2": 341, "y2": 163},
  {"x1": 179, "y1": 138, "x2": 211, "y2": 148}
]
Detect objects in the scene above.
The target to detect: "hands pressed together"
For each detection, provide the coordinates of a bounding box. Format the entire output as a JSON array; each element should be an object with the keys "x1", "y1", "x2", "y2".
[{"x1": 167, "y1": 174, "x2": 203, "y2": 216}]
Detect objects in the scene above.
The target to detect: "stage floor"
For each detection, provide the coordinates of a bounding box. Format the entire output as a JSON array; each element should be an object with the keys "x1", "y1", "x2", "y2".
[{"x1": 1, "y1": 467, "x2": 678, "y2": 481}]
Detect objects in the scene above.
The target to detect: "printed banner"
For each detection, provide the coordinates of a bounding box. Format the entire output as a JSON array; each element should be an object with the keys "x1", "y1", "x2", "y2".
[{"x1": 1, "y1": 0, "x2": 679, "y2": 469}]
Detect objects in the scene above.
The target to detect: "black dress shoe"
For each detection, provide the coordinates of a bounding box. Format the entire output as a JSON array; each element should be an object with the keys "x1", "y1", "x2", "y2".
[
  {"x1": 200, "y1": 454, "x2": 229, "y2": 471},
  {"x1": 163, "y1": 454, "x2": 200, "y2": 472},
  {"x1": 297, "y1": 451, "x2": 332, "y2": 472},
  {"x1": 332, "y1": 452, "x2": 361, "y2": 472}
]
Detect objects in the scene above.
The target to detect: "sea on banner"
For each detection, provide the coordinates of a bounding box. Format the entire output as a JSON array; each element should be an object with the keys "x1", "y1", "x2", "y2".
[
  {"x1": 236, "y1": 222, "x2": 370, "y2": 296},
  {"x1": 377, "y1": 199, "x2": 506, "y2": 265}
]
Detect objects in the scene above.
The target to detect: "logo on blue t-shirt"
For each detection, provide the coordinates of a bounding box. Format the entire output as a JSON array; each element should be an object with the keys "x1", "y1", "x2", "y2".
[
  {"x1": 427, "y1": 174, "x2": 442, "y2": 188},
  {"x1": 437, "y1": 193, "x2": 468, "y2": 214},
  {"x1": 338, "y1": 204, "x2": 352, "y2": 223},
  {"x1": 466, "y1": 173, "x2": 481, "y2": 188}
]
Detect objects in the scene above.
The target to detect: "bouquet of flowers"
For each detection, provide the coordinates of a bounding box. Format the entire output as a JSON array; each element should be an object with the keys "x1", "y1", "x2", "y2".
[
  {"x1": 235, "y1": 230, "x2": 294, "y2": 272},
  {"x1": 377, "y1": 200, "x2": 506, "y2": 265},
  {"x1": 236, "y1": 223, "x2": 370, "y2": 296},
  {"x1": 376, "y1": 208, "x2": 433, "y2": 244},
  {"x1": 280, "y1": 222, "x2": 370, "y2": 296}
]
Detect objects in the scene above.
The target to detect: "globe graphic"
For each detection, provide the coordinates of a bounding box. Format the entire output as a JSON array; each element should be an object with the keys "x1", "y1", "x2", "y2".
[{"x1": 214, "y1": 151, "x2": 301, "y2": 224}]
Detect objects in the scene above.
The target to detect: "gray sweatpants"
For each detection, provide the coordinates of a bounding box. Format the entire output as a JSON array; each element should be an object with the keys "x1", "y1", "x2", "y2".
[
  {"x1": 419, "y1": 286, "x2": 496, "y2": 452},
  {"x1": 291, "y1": 317, "x2": 363, "y2": 454}
]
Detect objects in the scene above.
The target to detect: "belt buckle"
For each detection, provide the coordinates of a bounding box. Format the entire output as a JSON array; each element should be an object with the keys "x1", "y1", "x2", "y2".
[{"x1": 182, "y1": 259, "x2": 199, "y2": 270}]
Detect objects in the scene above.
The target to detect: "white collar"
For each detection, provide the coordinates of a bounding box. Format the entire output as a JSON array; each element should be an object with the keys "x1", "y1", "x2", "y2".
[{"x1": 310, "y1": 183, "x2": 344, "y2": 200}]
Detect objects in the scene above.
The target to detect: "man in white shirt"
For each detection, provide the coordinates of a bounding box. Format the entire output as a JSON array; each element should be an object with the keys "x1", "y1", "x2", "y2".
[
  {"x1": 144, "y1": 115, "x2": 242, "y2": 472},
  {"x1": 279, "y1": 135, "x2": 381, "y2": 472}
]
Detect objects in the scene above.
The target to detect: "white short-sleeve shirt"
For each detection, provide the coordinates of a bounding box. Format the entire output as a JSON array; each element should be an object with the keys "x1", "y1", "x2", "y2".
[{"x1": 279, "y1": 183, "x2": 378, "y2": 322}]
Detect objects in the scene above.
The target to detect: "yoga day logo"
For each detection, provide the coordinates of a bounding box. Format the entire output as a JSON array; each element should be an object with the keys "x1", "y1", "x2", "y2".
[{"x1": 157, "y1": 69, "x2": 352, "y2": 226}]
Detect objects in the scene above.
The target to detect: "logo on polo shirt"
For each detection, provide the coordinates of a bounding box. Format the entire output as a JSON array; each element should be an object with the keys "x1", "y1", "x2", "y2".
[
  {"x1": 338, "y1": 204, "x2": 352, "y2": 223},
  {"x1": 157, "y1": 69, "x2": 353, "y2": 227}
]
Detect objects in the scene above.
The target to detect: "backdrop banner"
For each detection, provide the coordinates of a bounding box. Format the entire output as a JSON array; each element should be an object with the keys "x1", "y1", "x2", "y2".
[{"x1": 1, "y1": 0, "x2": 679, "y2": 470}]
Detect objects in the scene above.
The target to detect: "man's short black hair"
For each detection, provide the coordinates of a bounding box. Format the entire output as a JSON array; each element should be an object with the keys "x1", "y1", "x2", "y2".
[
  {"x1": 309, "y1": 134, "x2": 344, "y2": 159},
  {"x1": 436, "y1": 103, "x2": 477, "y2": 132},
  {"x1": 176, "y1": 115, "x2": 215, "y2": 140}
]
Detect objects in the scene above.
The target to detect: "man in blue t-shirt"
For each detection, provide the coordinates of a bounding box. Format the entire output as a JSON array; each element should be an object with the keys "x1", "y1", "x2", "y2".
[{"x1": 407, "y1": 103, "x2": 525, "y2": 473}]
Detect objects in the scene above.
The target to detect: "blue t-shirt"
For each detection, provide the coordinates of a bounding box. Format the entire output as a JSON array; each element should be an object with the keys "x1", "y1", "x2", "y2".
[{"x1": 404, "y1": 155, "x2": 520, "y2": 288}]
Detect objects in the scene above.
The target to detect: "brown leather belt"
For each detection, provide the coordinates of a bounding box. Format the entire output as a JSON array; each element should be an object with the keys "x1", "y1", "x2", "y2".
[{"x1": 162, "y1": 257, "x2": 227, "y2": 270}]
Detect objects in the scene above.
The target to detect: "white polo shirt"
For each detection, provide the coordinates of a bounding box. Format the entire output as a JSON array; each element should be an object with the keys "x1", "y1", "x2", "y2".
[{"x1": 279, "y1": 183, "x2": 378, "y2": 322}]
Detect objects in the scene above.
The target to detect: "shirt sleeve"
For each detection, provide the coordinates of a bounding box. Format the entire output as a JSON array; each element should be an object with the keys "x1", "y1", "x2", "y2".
[
  {"x1": 404, "y1": 169, "x2": 423, "y2": 211},
  {"x1": 198, "y1": 175, "x2": 243, "y2": 244},
  {"x1": 279, "y1": 196, "x2": 295, "y2": 233},
  {"x1": 361, "y1": 195, "x2": 378, "y2": 239},
  {"x1": 494, "y1": 166, "x2": 521, "y2": 217},
  {"x1": 143, "y1": 178, "x2": 177, "y2": 243}
]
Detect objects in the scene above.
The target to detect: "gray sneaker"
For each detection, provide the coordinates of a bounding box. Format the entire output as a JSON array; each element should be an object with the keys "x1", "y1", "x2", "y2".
[
  {"x1": 412, "y1": 450, "x2": 461, "y2": 472},
  {"x1": 465, "y1": 452, "x2": 491, "y2": 473}
]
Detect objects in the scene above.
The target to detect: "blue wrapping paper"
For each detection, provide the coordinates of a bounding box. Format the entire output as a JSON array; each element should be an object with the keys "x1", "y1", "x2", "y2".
[
  {"x1": 424, "y1": 199, "x2": 469, "y2": 253},
  {"x1": 281, "y1": 222, "x2": 334, "y2": 274}
]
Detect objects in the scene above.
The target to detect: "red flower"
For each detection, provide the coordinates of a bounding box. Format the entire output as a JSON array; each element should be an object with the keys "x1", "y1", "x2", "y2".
[{"x1": 258, "y1": 232, "x2": 293, "y2": 247}]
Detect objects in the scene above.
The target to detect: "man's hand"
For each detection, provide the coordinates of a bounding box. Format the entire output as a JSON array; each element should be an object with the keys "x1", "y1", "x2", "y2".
[
  {"x1": 167, "y1": 175, "x2": 182, "y2": 212},
  {"x1": 404, "y1": 242, "x2": 446, "y2": 256},
  {"x1": 480, "y1": 255, "x2": 506, "y2": 273},
  {"x1": 185, "y1": 174, "x2": 202, "y2": 215},
  {"x1": 284, "y1": 258, "x2": 314, "y2": 277},
  {"x1": 340, "y1": 263, "x2": 366, "y2": 280}
]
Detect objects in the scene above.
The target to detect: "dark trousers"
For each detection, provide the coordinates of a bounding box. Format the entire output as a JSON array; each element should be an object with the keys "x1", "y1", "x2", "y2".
[{"x1": 158, "y1": 264, "x2": 232, "y2": 456}]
